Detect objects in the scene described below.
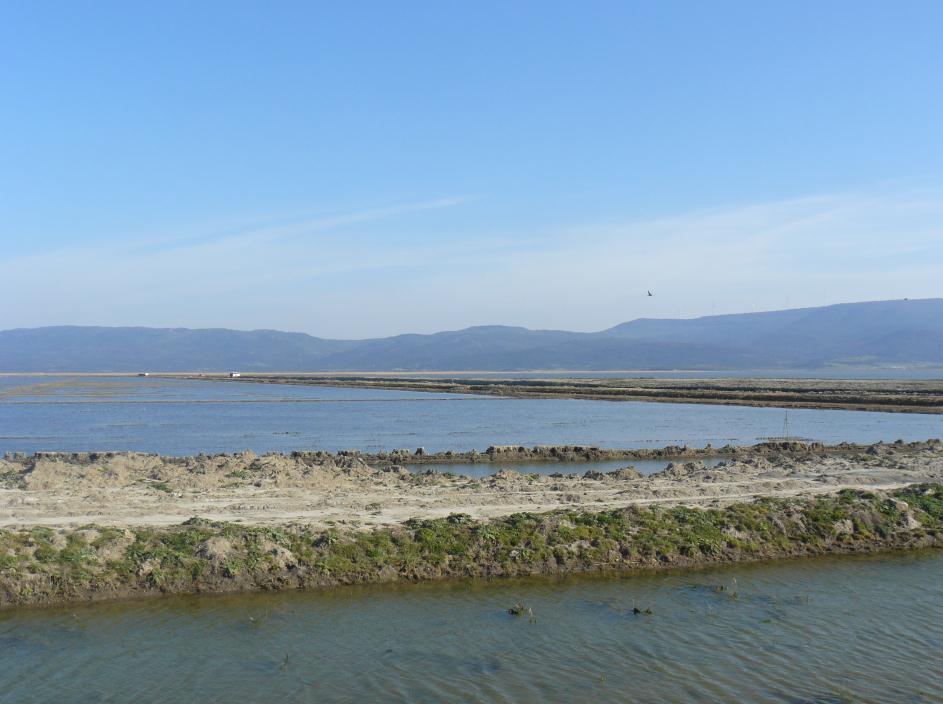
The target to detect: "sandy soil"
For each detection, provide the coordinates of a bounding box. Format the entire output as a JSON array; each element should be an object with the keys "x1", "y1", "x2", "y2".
[{"x1": 2, "y1": 441, "x2": 941, "y2": 530}]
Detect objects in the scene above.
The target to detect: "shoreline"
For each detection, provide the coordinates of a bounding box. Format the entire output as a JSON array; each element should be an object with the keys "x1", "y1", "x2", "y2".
[
  {"x1": 3, "y1": 440, "x2": 942, "y2": 530},
  {"x1": 180, "y1": 375, "x2": 943, "y2": 414},
  {"x1": 4, "y1": 439, "x2": 875, "y2": 466},
  {"x1": 2, "y1": 440, "x2": 943, "y2": 608},
  {"x1": 2, "y1": 486, "x2": 941, "y2": 609},
  {"x1": 6, "y1": 372, "x2": 942, "y2": 413}
]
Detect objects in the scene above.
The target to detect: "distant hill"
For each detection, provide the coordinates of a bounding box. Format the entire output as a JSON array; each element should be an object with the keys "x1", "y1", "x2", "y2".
[
  {"x1": 2, "y1": 299, "x2": 941, "y2": 372},
  {"x1": 0, "y1": 327, "x2": 357, "y2": 373}
]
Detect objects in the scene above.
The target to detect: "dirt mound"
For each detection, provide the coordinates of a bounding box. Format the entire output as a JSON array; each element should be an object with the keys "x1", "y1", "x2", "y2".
[
  {"x1": 606, "y1": 467, "x2": 644, "y2": 481},
  {"x1": 650, "y1": 461, "x2": 708, "y2": 480},
  {"x1": 2, "y1": 442, "x2": 942, "y2": 531}
]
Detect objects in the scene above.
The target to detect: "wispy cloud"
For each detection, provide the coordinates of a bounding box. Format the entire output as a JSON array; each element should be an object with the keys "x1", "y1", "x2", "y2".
[
  {"x1": 3, "y1": 188, "x2": 941, "y2": 336},
  {"x1": 440, "y1": 188, "x2": 943, "y2": 329},
  {"x1": 123, "y1": 196, "x2": 475, "y2": 256}
]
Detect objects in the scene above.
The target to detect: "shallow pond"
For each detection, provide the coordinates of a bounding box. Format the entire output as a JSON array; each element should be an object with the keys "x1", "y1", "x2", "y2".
[
  {"x1": 1, "y1": 376, "x2": 940, "y2": 455},
  {"x1": 2, "y1": 551, "x2": 941, "y2": 703}
]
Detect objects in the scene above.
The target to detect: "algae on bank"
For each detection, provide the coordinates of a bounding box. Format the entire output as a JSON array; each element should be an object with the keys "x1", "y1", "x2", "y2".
[{"x1": 1, "y1": 485, "x2": 941, "y2": 608}]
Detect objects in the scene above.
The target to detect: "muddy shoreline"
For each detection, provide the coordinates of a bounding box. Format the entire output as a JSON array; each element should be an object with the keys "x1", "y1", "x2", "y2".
[{"x1": 185, "y1": 374, "x2": 943, "y2": 413}]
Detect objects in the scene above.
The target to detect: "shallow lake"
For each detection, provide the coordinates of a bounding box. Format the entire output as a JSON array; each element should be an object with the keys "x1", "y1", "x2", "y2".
[
  {"x1": 2, "y1": 550, "x2": 941, "y2": 703},
  {"x1": 1, "y1": 376, "x2": 940, "y2": 456}
]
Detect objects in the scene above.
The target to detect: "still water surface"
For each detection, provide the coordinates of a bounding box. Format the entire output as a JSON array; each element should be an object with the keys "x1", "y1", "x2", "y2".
[
  {"x1": 2, "y1": 551, "x2": 941, "y2": 703},
  {"x1": 1, "y1": 376, "x2": 940, "y2": 455}
]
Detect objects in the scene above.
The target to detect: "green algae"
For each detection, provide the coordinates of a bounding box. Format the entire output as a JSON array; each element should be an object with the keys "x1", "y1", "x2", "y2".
[{"x1": 1, "y1": 485, "x2": 941, "y2": 608}]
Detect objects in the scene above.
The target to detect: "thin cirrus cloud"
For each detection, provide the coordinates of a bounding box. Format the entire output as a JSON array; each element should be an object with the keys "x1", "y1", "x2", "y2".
[
  {"x1": 121, "y1": 196, "x2": 476, "y2": 256},
  {"x1": 2, "y1": 187, "x2": 941, "y2": 337}
]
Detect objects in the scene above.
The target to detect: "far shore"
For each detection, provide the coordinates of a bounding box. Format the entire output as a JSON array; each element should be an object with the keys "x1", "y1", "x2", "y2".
[
  {"x1": 7, "y1": 372, "x2": 943, "y2": 413},
  {"x1": 186, "y1": 373, "x2": 943, "y2": 414}
]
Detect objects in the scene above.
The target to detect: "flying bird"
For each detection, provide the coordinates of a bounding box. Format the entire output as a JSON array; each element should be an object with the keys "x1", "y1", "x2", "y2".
[{"x1": 647, "y1": 290, "x2": 653, "y2": 297}]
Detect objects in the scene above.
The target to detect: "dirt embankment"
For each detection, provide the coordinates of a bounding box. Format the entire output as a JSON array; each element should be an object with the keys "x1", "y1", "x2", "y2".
[
  {"x1": 2, "y1": 440, "x2": 941, "y2": 531},
  {"x1": 2, "y1": 440, "x2": 943, "y2": 608},
  {"x1": 1, "y1": 484, "x2": 941, "y2": 609},
  {"x1": 342, "y1": 440, "x2": 883, "y2": 465},
  {"x1": 194, "y1": 374, "x2": 943, "y2": 413}
]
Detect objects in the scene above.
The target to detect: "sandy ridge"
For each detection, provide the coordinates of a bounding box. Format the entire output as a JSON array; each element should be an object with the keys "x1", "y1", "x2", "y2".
[{"x1": 2, "y1": 440, "x2": 941, "y2": 530}]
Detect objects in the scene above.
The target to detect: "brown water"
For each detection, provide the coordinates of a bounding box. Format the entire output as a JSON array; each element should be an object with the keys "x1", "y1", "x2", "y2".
[{"x1": 2, "y1": 551, "x2": 942, "y2": 703}]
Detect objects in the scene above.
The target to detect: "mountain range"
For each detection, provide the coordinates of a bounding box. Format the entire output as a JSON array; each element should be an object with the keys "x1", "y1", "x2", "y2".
[{"x1": 1, "y1": 299, "x2": 941, "y2": 372}]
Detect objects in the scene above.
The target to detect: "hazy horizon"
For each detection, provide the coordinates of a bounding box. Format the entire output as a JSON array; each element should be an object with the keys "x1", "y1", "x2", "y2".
[{"x1": 4, "y1": 296, "x2": 940, "y2": 340}]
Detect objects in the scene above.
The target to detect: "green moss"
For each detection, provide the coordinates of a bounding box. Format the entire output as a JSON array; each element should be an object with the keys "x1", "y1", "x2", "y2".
[
  {"x1": 896, "y1": 485, "x2": 943, "y2": 521},
  {"x1": 0, "y1": 470, "x2": 24, "y2": 489},
  {"x1": 57, "y1": 534, "x2": 96, "y2": 568},
  {"x1": 29, "y1": 527, "x2": 55, "y2": 542},
  {"x1": 2, "y1": 484, "x2": 942, "y2": 607},
  {"x1": 91, "y1": 528, "x2": 125, "y2": 549},
  {"x1": 33, "y1": 544, "x2": 57, "y2": 563}
]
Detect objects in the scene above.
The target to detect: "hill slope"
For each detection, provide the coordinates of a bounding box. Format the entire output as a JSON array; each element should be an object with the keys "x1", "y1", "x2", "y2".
[{"x1": 1, "y1": 299, "x2": 940, "y2": 372}]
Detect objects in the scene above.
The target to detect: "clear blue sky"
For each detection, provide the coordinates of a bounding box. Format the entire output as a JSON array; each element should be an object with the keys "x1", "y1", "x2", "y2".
[{"x1": 2, "y1": 2, "x2": 942, "y2": 337}]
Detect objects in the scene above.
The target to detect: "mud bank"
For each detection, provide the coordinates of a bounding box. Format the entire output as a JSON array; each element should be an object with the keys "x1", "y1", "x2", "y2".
[
  {"x1": 3, "y1": 440, "x2": 942, "y2": 608},
  {"x1": 197, "y1": 375, "x2": 943, "y2": 413},
  {"x1": 1, "y1": 485, "x2": 941, "y2": 608},
  {"x1": 2, "y1": 441, "x2": 942, "y2": 530},
  {"x1": 330, "y1": 439, "x2": 922, "y2": 465}
]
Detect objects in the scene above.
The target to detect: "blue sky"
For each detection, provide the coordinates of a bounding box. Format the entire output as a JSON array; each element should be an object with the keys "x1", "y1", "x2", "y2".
[{"x1": 2, "y1": 2, "x2": 942, "y2": 337}]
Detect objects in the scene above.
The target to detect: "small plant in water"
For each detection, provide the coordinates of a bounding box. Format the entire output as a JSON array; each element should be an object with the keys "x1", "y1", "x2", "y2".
[
  {"x1": 712, "y1": 578, "x2": 739, "y2": 600},
  {"x1": 507, "y1": 601, "x2": 533, "y2": 617}
]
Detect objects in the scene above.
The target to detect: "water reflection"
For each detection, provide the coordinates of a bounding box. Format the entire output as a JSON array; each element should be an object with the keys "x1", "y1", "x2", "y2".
[{"x1": 1, "y1": 377, "x2": 940, "y2": 455}]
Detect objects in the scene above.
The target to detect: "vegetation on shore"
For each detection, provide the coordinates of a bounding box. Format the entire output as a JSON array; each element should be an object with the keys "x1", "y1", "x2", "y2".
[{"x1": 2, "y1": 485, "x2": 941, "y2": 608}]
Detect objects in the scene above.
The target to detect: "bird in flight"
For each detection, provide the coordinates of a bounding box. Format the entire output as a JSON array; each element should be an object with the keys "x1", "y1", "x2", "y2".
[{"x1": 647, "y1": 290, "x2": 653, "y2": 297}]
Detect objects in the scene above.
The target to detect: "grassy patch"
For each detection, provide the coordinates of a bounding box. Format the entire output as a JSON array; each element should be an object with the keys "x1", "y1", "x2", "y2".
[
  {"x1": 1, "y1": 485, "x2": 941, "y2": 607},
  {"x1": 0, "y1": 470, "x2": 24, "y2": 489}
]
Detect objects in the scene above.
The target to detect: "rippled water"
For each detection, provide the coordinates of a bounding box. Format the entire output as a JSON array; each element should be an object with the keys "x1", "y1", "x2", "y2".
[
  {"x1": 2, "y1": 551, "x2": 941, "y2": 703},
  {"x1": 0, "y1": 376, "x2": 940, "y2": 455}
]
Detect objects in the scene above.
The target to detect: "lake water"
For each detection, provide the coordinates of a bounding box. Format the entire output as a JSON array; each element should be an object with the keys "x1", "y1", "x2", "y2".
[
  {"x1": 2, "y1": 376, "x2": 942, "y2": 702},
  {"x1": 1, "y1": 376, "x2": 940, "y2": 456},
  {"x1": 2, "y1": 550, "x2": 941, "y2": 703}
]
